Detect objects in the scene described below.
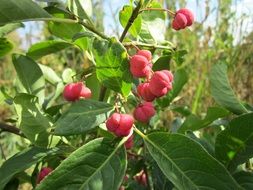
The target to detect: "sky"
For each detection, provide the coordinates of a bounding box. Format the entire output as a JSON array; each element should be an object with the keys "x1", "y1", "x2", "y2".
[{"x1": 17, "y1": 0, "x2": 253, "y2": 49}]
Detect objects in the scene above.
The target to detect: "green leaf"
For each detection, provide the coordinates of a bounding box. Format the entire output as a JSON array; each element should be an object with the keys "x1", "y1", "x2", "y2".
[
  {"x1": 93, "y1": 38, "x2": 132, "y2": 97},
  {"x1": 119, "y1": 5, "x2": 142, "y2": 37},
  {"x1": 45, "y1": 6, "x2": 83, "y2": 40},
  {"x1": 12, "y1": 54, "x2": 45, "y2": 104},
  {"x1": 68, "y1": 0, "x2": 93, "y2": 21},
  {"x1": 27, "y1": 40, "x2": 73, "y2": 60},
  {"x1": 39, "y1": 64, "x2": 62, "y2": 85},
  {"x1": 139, "y1": 2, "x2": 166, "y2": 43},
  {"x1": 210, "y1": 63, "x2": 248, "y2": 114},
  {"x1": 0, "y1": 23, "x2": 24, "y2": 37},
  {"x1": 151, "y1": 162, "x2": 174, "y2": 190},
  {"x1": 73, "y1": 31, "x2": 96, "y2": 51},
  {"x1": 233, "y1": 171, "x2": 253, "y2": 190},
  {"x1": 38, "y1": 64, "x2": 63, "y2": 108},
  {"x1": 157, "y1": 69, "x2": 188, "y2": 108},
  {"x1": 36, "y1": 138, "x2": 127, "y2": 190},
  {"x1": 54, "y1": 99, "x2": 113, "y2": 136},
  {"x1": 144, "y1": 132, "x2": 242, "y2": 190},
  {"x1": 215, "y1": 112, "x2": 253, "y2": 171},
  {"x1": 0, "y1": 0, "x2": 51, "y2": 25},
  {"x1": 0, "y1": 38, "x2": 13, "y2": 57},
  {"x1": 0, "y1": 146, "x2": 58, "y2": 190},
  {"x1": 172, "y1": 50, "x2": 187, "y2": 66},
  {"x1": 62, "y1": 68, "x2": 76, "y2": 83},
  {"x1": 14, "y1": 94, "x2": 51, "y2": 147},
  {"x1": 152, "y1": 55, "x2": 171, "y2": 71},
  {"x1": 178, "y1": 107, "x2": 230, "y2": 133}
]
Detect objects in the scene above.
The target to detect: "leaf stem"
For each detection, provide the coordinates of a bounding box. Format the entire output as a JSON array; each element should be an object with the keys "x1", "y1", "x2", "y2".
[
  {"x1": 133, "y1": 125, "x2": 146, "y2": 139},
  {"x1": 139, "y1": 7, "x2": 176, "y2": 17}
]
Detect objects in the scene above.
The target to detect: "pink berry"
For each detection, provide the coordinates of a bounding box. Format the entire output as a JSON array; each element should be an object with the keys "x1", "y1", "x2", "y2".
[
  {"x1": 172, "y1": 13, "x2": 187, "y2": 30},
  {"x1": 106, "y1": 113, "x2": 134, "y2": 137},
  {"x1": 149, "y1": 70, "x2": 173, "y2": 97},
  {"x1": 177, "y1": 8, "x2": 194, "y2": 26},
  {"x1": 63, "y1": 82, "x2": 91, "y2": 101},
  {"x1": 124, "y1": 134, "x2": 134, "y2": 149},
  {"x1": 137, "y1": 50, "x2": 152, "y2": 62},
  {"x1": 137, "y1": 83, "x2": 156, "y2": 102},
  {"x1": 36, "y1": 167, "x2": 53, "y2": 184},
  {"x1": 133, "y1": 102, "x2": 156, "y2": 123},
  {"x1": 80, "y1": 86, "x2": 92, "y2": 99},
  {"x1": 130, "y1": 55, "x2": 152, "y2": 78},
  {"x1": 63, "y1": 83, "x2": 79, "y2": 101},
  {"x1": 134, "y1": 170, "x2": 147, "y2": 187}
]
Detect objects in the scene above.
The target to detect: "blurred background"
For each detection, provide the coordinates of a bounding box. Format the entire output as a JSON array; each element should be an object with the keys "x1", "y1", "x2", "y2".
[{"x1": 0, "y1": 0, "x2": 253, "y2": 166}]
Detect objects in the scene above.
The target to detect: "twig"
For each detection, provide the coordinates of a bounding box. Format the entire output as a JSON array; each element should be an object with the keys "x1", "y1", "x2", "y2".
[
  {"x1": 123, "y1": 41, "x2": 176, "y2": 51},
  {"x1": 99, "y1": 0, "x2": 144, "y2": 101},
  {"x1": 139, "y1": 7, "x2": 175, "y2": 17},
  {"x1": 37, "y1": 18, "x2": 109, "y2": 40},
  {"x1": 0, "y1": 123, "x2": 26, "y2": 138},
  {"x1": 119, "y1": 0, "x2": 143, "y2": 42}
]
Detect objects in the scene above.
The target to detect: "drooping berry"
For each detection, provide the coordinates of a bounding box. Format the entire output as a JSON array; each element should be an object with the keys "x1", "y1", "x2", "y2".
[
  {"x1": 137, "y1": 83, "x2": 156, "y2": 102},
  {"x1": 177, "y1": 8, "x2": 194, "y2": 26},
  {"x1": 130, "y1": 55, "x2": 152, "y2": 78},
  {"x1": 172, "y1": 13, "x2": 187, "y2": 30},
  {"x1": 63, "y1": 83, "x2": 78, "y2": 101},
  {"x1": 80, "y1": 85, "x2": 92, "y2": 99},
  {"x1": 106, "y1": 113, "x2": 134, "y2": 137},
  {"x1": 137, "y1": 50, "x2": 152, "y2": 62},
  {"x1": 63, "y1": 82, "x2": 91, "y2": 101},
  {"x1": 149, "y1": 70, "x2": 173, "y2": 97},
  {"x1": 133, "y1": 102, "x2": 156, "y2": 123},
  {"x1": 124, "y1": 134, "x2": 134, "y2": 149},
  {"x1": 172, "y1": 8, "x2": 194, "y2": 30},
  {"x1": 134, "y1": 170, "x2": 147, "y2": 187},
  {"x1": 36, "y1": 167, "x2": 53, "y2": 184}
]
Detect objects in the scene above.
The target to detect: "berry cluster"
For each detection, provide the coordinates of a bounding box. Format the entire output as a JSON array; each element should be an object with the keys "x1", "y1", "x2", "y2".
[
  {"x1": 172, "y1": 8, "x2": 194, "y2": 31},
  {"x1": 106, "y1": 50, "x2": 173, "y2": 150},
  {"x1": 133, "y1": 50, "x2": 173, "y2": 123},
  {"x1": 63, "y1": 82, "x2": 91, "y2": 101}
]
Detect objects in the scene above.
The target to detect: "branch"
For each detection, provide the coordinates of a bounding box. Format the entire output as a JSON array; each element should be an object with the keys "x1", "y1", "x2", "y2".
[
  {"x1": 99, "y1": 0, "x2": 144, "y2": 101},
  {"x1": 37, "y1": 18, "x2": 109, "y2": 40},
  {"x1": 119, "y1": 0, "x2": 143, "y2": 42},
  {"x1": 123, "y1": 41, "x2": 176, "y2": 51},
  {"x1": 139, "y1": 7, "x2": 175, "y2": 17},
  {"x1": 0, "y1": 123, "x2": 26, "y2": 138}
]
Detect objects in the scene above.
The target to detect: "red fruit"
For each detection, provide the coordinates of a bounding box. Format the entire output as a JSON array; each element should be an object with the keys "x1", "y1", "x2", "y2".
[
  {"x1": 177, "y1": 8, "x2": 194, "y2": 26},
  {"x1": 130, "y1": 55, "x2": 152, "y2": 78},
  {"x1": 124, "y1": 134, "x2": 134, "y2": 149},
  {"x1": 80, "y1": 86, "x2": 92, "y2": 99},
  {"x1": 172, "y1": 13, "x2": 187, "y2": 30},
  {"x1": 133, "y1": 102, "x2": 156, "y2": 123},
  {"x1": 36, "y1": 167, "x2": 53, "y2": 184},
  {"x1": 137, "y1": 83, "x2": 156, "y2": 102},
  {"x1": 106, "y1": 113, "x2": 134, "y2": 137},
  {"x1": 134, "y1": 170, "x2": 147, "y2": 187},
  {"x1": 63, "y1": 83, "x2": 79, "y2": 101},
  {"x1": 149, "y1": 70, "x2": 173, "y2": 97},
  {"x1": 63, "y1": 82, "x2": 91, "y2": 101},
  {"x1": 137, "y1": 50, "x2": 152, "y2": 62}
]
